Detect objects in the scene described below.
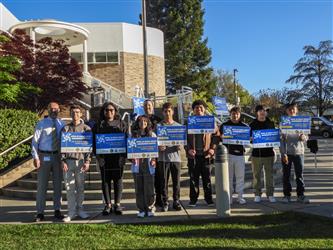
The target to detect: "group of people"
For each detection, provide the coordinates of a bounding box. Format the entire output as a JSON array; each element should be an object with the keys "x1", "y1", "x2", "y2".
[{"x1": 31, "y1": 99, "x2": 309, "y2": 222}]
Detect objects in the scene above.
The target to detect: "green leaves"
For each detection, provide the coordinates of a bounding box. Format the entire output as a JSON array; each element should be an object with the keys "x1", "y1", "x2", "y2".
[{"x1": 0, "y1": 109, "x2": 39, "y2": 169}]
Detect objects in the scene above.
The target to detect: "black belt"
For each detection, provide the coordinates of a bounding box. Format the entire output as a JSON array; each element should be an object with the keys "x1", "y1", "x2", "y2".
[{"x1": 39, "y1": 150, "x2": 59, "y2": 154}]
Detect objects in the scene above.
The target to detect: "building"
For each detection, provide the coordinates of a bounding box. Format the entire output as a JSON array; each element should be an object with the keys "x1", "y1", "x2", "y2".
[{"x1": 0, "y1": 3, "x2": 166, "y2": 108}]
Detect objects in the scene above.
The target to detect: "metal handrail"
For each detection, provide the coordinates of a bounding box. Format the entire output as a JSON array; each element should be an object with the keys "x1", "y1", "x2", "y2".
[{"x1": 0, "y1": 135, "x2": 33, "y2": 157}]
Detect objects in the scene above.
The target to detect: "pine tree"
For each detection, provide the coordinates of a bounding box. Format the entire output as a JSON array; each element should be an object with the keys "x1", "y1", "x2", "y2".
[{"x1": 146, "y1": 0, "x2": 215, "y2": 94}]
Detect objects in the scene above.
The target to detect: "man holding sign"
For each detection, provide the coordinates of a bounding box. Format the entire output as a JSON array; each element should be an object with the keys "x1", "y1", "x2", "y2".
[
  {"x1": 280, "y1": 103, "x2": 309, "y2": 204},
  {"x1": 156, "y1": 102, "x2": 184, "y2": 212},
  {"x1": 186, "y1": 100, "x2": 220, "y2": 207},
  {"x1": 220, "y1": 106, "x2": 249, "y2": 205},
  {"x1": 61, "y1": 105, "x2": 92, "y2": 222}
]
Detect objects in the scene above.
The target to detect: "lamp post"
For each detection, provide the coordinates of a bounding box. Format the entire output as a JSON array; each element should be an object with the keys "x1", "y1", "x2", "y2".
[
  {"x1": 233, "y1": 69, "x2": 238, "y2": 106},
  {"x1": 142, "y1": 0, "x2": 149, "y2": 98}
]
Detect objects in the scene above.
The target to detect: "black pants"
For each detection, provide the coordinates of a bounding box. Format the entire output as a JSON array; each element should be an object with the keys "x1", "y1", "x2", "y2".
[
  {"x1": 100, "y1": 156, "x2": 125, "y2": 205},
  {"x1": 188, "y1": 156, "x2": 213, "y2": 203},
  {"x1": 156, "y1": 161, "x2": 181, "y2": 206},
  {"x1": 282, "y1": 154, "x2": 305, "y2": 197}
]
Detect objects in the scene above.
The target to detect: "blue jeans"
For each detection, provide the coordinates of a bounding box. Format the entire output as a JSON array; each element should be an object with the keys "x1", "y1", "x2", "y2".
[{"x1": 282, "y1": 155, "x2": 305, "y2": 197}]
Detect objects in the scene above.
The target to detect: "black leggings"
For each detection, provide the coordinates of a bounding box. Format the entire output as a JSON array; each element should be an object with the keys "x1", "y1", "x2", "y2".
[{"x1": 100, "y1": 156, "x2": 124, "y2": 205}]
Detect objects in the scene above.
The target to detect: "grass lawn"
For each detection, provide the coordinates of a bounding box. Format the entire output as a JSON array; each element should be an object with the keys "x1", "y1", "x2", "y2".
[{"x1": 1, "y1": 212, "x2": 332, "y2": 249}]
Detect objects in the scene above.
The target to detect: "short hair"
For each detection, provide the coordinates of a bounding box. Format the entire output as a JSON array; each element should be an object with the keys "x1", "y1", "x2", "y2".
[
  {"x1": 192, "y1": 100, "x2": 207, "y2": 110},
  {"x1": 255, "y1": 104, "x2": 267, "y2": 113},
  {"x1": 47, "y1": 102, "x2": 59, "y2": 110},
  {"x1": 143, "y1": 99, "x2": 154, "y2": 106},
  {"x1": 230, "y1": 106, "x2": 241, "y2": 114},
  {"x1": 284, "y1": 102, "x2": 298, "y2": 110},
  {"x1": 70, "y1": 104, "x2": 81, "y2": 112},
  {"x1": 162, "y1": 102, "x2": 174, "y2": 111}
]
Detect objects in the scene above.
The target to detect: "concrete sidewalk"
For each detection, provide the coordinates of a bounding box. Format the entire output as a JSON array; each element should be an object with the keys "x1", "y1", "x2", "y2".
[{"x1": 1, "y1": 139, "x2": 332, "y2": 224}]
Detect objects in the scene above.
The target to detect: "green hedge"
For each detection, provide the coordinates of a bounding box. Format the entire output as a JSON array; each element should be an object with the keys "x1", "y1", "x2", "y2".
[{"x1": 0, "y1": 109, "x2": 39, "y2": 169}]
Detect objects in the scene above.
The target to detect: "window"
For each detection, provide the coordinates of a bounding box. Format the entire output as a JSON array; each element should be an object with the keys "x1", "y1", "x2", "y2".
[
  {"x1": 95, "y1": 52, "x2": 107, "y2": 62},
  {"x1": 107, "y1": 52, "x2": 119, "y2": 63},
  {"x1": 70, "y1": 53, "x2": 82, "y2": 63},
  {"x1": 312, "y1": 118, "x2": 322, "y2": 126},
  {"x1": 88, "y1": 53, "x2": 94, "y2": 63}
]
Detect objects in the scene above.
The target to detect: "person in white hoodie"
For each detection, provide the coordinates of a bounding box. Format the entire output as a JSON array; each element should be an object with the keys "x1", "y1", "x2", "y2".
[{"x1": 280, "y1": 103, "x2": 309, "y2": 204}]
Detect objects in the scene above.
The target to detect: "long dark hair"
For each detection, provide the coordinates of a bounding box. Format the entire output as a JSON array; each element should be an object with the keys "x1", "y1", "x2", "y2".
[
  {"x1": 132, "y1": 115, "x2": 153, "y2": 137},
  {"x1": 99, "y1": 102, "x2": 120, "y2": 121}
]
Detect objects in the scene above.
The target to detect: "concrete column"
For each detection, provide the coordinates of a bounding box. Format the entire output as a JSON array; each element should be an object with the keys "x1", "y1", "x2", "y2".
[
  {"x1": 83, "y1": 39, "x2": 88, "y2": 73},
  {"x1": 215, "y1": 143, "x2": 231, "y2": 217},
  {"x1": 29, "y1": 28, "x2": 36, "y2": 44}
]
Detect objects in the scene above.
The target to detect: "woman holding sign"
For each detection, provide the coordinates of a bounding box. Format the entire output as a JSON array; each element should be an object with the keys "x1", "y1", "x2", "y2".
[
  {"x1": 131, "y1": 115, "x2": 157, "y2": 218},
  {"x1": 93, "y1": 102, "x2": 128, "y2": 216}
]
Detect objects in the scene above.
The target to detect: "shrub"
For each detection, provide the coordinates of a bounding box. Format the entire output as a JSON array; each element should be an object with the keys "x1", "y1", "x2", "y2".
[{"x1": 0, "y1": 109, "x2": 38, "y2": 169}]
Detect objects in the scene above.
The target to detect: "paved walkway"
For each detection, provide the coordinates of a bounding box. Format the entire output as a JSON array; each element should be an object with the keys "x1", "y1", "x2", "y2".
[{"x1": 0, "y1": 139, "x2": 332, "y2": 224}]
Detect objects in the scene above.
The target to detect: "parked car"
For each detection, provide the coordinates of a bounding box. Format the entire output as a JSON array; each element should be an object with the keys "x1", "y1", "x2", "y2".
[{"x1": 311, "y1": 116, "x2": 333, "y2": 138}]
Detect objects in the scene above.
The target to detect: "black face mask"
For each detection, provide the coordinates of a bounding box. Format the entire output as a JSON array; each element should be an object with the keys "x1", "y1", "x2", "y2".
[{"x1": 49, "y1": 111, "x2": 58, "y2": 119}]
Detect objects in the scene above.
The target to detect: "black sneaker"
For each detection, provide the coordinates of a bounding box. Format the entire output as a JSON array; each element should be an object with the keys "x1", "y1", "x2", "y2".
[
  {"x1": 173, "y1": 201, "x2": 182, "y2": 211},
  {"x1": 35, "y1": 214, "x2": 44, "y2": 222},
  {"x1": 188, "y1": 201, "x2": 197, "y2": 207},
  {"x1": 161, "y1": 204, "x2": 169, "y2": 212},
  {"x1": 54, "y1": 210, "x2": 64, "y2": 220},
  {"x1": 114, "y1": 204, "x2": 123, "y2": 215},
  {"x1": 102, "y1": 205, "x2": 112, "y2": 216},
  {"x1": 206, "y1": 200, "x2": 215, "y2": 207}
]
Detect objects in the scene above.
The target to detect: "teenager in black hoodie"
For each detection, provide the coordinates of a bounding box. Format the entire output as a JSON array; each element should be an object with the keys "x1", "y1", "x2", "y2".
[{"x1": 249, "y1": 105, "x2": 277, "y2": 203}]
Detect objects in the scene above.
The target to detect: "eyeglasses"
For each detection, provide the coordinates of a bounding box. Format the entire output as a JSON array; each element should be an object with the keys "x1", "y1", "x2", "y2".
[{"x1": 104, "y1": 108, "x2": 115, "y2": 112}]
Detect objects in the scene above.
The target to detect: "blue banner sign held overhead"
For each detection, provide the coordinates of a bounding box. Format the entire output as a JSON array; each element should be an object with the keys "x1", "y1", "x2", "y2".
[
  {"x1": 212, "y1": 96, "x2": 229, "y2": 116},
  {"x1": 132, "y1": 97, "x2": 146, "y2": 116},
  {"x1": 127, "y1": 137, "x2": 158, "y2": 159},
  {"x1": 61, "y1": 132, "x2": 93, "y2": 153},
  {"x1": 157, "y1": 125, "x2": 187, "y2": 146},
  {"x1": 222, "y1": 126, "x2": 250, "y2": 145},
  {"x1": 280, "y1": 116, "x2": 311, "y2": 134},
  {"x1": 95, "y1": 133, "x2": 127, "y2": 154},
  {"x1": 252, "y1": 129, "x2": 280, "y2": 148},
  {"x1": 187, "y1": 116, "x2": 215, "y2": 134}
]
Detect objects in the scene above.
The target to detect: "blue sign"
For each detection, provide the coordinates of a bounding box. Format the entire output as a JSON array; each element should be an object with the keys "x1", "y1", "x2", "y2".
[
  {"x1": 61, "y1": 132, "x2": 93, "y2": 153},
  {"x1": 280, "y1": 116, "x2": 311, "y2": 134},
  {"x1": 95, "y1": 133, "x2": 126, "y2": 154},
  {"x1": 252, "y1": 129, "x2": 280, "y2": 148},
  {"x1": 127, "y1": 137, "x2": 158, "y2": 159},
  {"x1": 132, "y1": 97, "x2": 145, "y2": 116},
  {"x1": 157, "y1": 125, "x2": 187, "y2": 146},
  {"x1": 212, "y1": 96, "x2": 229, "y2": 116},
  {"x1": 187, "y1": 116, "x2": 215, "y2": 134},
  {"x1": 222, "y1": 126, "x2": 250, "y2": 145}
]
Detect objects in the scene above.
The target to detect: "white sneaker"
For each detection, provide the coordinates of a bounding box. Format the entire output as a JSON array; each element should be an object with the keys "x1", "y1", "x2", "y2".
[
  {"x1": 147, "y1": 211, "x2": 155, "y2": 217},
  {"x1": 137, "y1": 212, "x2": 145, "y2": 218},
  {"x1": 63, "y1": 216, "x2": 73, "y2": 223},
  {"x1": 238, "y1": 198, "x2": 247, "y2": 205},
  {"x1": 78, "y1": 210, "x2": 89, "y2": 219},
  {"x1": 254, "y1": 196, "x2": 261, "y2": 203},
  {"x1": 268, "y1": 196, "x2": 277, "y2": 203}
]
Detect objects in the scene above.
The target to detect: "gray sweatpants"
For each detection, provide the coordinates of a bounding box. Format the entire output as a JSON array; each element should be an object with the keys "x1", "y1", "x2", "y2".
[
  {"x1": 133, "y1": 160, "x2": 155, "y2": 213},
  {"x1": 36, "y1": 153, "x2": 62, "y2": 214},
  {"x1": 63, "y1": 159, "x2": 85, "y2": 217}
]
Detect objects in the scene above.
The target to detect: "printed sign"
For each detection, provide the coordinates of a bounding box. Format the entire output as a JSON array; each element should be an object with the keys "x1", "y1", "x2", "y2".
[
  {"x1": 212, "y1": 96, "x2": 229, "y2": 115},
  {"x1": 252, "y1": 129, "x2": 280, "y2": 148},
  {"x1": 280, "y1": 116, "x2": 311, "y2": 134},
  {"x1": 61, "y1": 132, "x2": 93, "y2": 153},
  {"x1": 132, "y1": 97, "x2": 145, "y2": 116},
  {"x1": 187, "y1": 116, "x2": 215, "y2": 134},
  {"x1": 222, "y1": 126, "x2": 250, "y2": 145},
  {"x1": 157, "y1": 125, "x2": 187, "y2": 146},
  {"x1": 127, "y1": 137, "x2": 158, "y2": 159},
  {"x1": 95, "y1": 133, "x2": 127, "y2": 154}
]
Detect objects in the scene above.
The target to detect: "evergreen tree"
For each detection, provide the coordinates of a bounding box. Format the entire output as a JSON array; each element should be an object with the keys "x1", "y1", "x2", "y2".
[{"x1": 146, "y1": 0, "x2": 215, "y2": 95}]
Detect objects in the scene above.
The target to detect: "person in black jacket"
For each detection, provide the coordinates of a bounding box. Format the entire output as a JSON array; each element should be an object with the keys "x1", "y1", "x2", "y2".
[
  {"x1": 249, "y1": 105, "x2": 277, "y2": 203},
  {"x1": 220, "y1": 106, "x2": 248, "y2": 205},
  {"x1": 93, "y1": 102, "x2": 128, "y2": 215}
]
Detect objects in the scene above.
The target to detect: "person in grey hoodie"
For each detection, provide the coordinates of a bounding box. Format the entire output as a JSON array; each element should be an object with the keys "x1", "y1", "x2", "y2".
[{"x1": 280, "y1": 103, "x2": 309, "y2": 204}]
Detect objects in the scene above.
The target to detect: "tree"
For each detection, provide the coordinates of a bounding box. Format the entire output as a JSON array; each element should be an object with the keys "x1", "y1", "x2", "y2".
[
  {"x1": 0, "y1": 35, "x2": 40, "y2": 106},
  {"x1": 0, "y1": 30, "x2": 88, "y2": 114},
  {"x1": 287, "y1": 40, "x2": 333, "y2": 116},
  {"x1": 214, "y1": 69, "x2": 254, "y2": 109},
  {"x1": 145, "y1": 0, "x2": 216, "y2": 95}
]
